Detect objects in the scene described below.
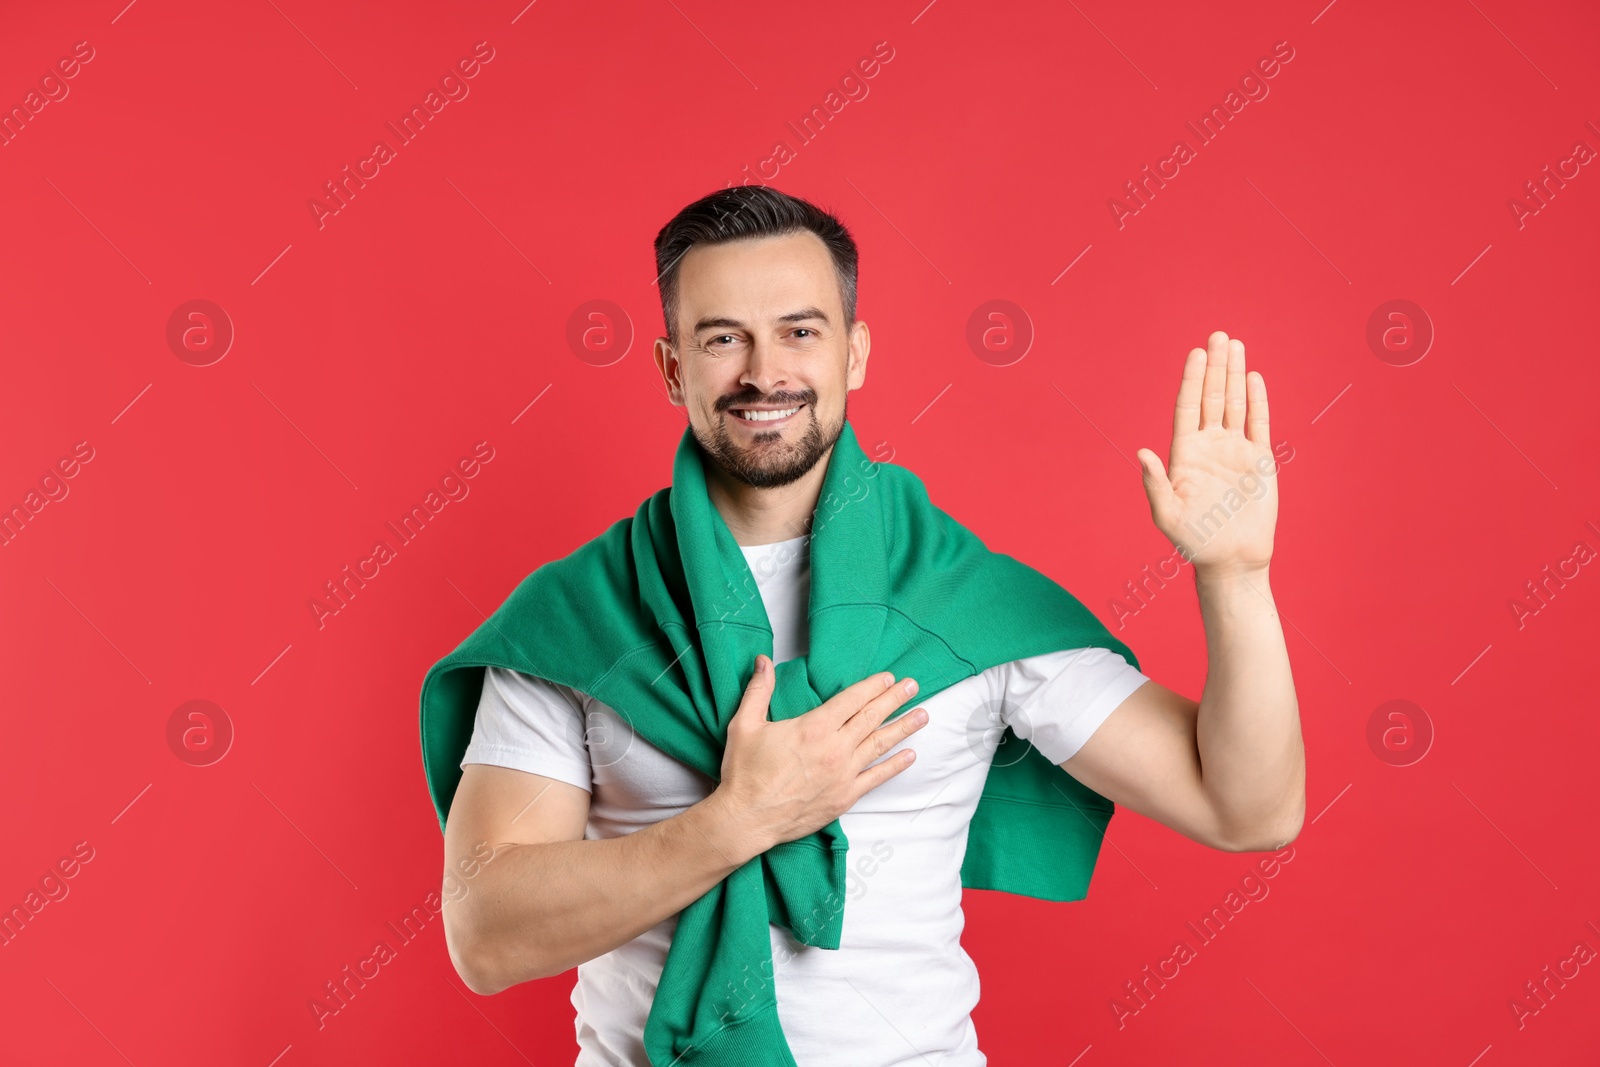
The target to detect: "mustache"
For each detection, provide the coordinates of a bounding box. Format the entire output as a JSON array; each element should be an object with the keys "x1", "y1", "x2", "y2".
[{"x1": 717, "y1": 390, "x2": 814, "y2": 412}]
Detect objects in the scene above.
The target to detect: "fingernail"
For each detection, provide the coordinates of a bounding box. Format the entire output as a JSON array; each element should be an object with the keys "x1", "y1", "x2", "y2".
[
  {"x1": 903, "y1": 679, "x2": 918, "y2": 696},
  {"x1": 914, "y1": 708, "x2": 928, "y2": 725}
]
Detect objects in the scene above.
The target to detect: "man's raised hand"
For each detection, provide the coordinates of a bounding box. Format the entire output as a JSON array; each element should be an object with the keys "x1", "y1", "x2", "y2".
[{"x1": 1135, "y1": 330, "x2": 1279, "y2": 578}]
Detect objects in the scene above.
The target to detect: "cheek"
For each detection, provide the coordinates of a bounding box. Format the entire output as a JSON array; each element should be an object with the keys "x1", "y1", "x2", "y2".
[
  {"x1": 700, "y1": 391, "x2": 729, "y2": 421},
  {"x1": 810, "y1": 382, "x2": 842, "y2": 414}
]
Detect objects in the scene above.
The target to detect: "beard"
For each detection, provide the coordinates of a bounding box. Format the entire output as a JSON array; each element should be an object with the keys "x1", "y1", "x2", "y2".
[{"x1": 693, "y1": 391, "x2": 847, "y2": 490}]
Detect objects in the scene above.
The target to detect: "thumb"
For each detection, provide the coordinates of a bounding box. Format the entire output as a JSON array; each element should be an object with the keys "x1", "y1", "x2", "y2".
[
  {"x1": 734, "y1": 654, "x2": 774, "y2": 723},
  {"x1": 1136, "y1": 448, "x2": 1176, "y2": 522},
  {"x1": 1136, "y1": 448, "x2": 1171, "y2": 494}
]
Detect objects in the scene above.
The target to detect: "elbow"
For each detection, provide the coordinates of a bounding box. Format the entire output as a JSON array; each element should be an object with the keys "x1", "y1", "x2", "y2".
[
  {"x1": 457, "y1": 966, "x2": 504, "y2": 998},
  {"x1": 1218, "y1": 824, "x2": 1299, "y2": 854},
  {"x1": 447, "y1": 920, "x2": 563, "y2": 993},
  {"x1": 1212, "y1": 800, "x2": 1304, "y2": 854},
  {"x1": 447, "y1": 929, "x2": 504, "y2": 996},
  {"x1": 455, "y1": 958, "x2": 507, "y2": 998},
  {"x1": 445, "y1": 913, "x2": 534, "y2": 996}
]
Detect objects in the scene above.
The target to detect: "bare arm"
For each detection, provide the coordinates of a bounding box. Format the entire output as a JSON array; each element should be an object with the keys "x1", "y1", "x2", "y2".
[
  {"x1": 1062, "y1": 331, "x2": 1304, "y2": 853},
  {"x1": 443, "y1": 656, "x2": 929, "y2": 995},
  {"x1": 442, "y1": 763, "x2": 764, "y2": 994},
  {"x1": 1062, "y1": 571, "x2": 1303, "y2": 852},
  {"x1": 1193, "y1": 566, "x2": 1301, "y2": 847}
]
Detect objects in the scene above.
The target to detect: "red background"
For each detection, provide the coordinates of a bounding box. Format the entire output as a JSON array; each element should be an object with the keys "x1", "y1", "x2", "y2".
[{"x1": 3, "y1": 0, "x2": 1598, "y2": 1063}]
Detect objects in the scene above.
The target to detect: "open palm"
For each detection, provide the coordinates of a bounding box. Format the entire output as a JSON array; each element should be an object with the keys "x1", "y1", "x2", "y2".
[{"x1": 1135, "y1": 331, "x2": 1278, "y2": 576}]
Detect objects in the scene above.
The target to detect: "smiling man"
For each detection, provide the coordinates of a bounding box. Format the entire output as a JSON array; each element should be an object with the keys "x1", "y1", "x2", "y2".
[{"x1": 419, "y1": 185, "x2": 1304, "y2": 1067}]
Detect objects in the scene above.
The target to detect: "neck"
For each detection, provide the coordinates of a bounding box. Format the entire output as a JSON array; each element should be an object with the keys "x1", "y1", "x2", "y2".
[{"x1": 705, "y1": 442, "x2": 836, "y2": 547}]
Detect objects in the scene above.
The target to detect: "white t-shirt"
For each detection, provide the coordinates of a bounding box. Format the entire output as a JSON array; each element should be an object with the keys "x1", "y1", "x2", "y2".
[{"x1": 461, "y1": 533, "x2": 1148, "y2": 1066}]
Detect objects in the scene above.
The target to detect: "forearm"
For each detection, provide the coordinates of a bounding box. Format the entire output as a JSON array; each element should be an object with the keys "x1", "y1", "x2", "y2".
[
  {"x1": 454, "y1": 790, "x2": 765, "y2": 993},
  {"x1": 1193, "y1": 564, "x2": 1304, "y2": 849}
]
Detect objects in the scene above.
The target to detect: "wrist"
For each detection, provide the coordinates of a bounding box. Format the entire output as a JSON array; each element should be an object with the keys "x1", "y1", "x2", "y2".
[
  {"x1": 1193, "y1": 562, "x2": 1276, "y2": 623},
  {"x1": 698, "y1": 787, "x2": 770, "y2": 867},
  {"x1": 1193, "y1": 561, "x2": 1271, "y2": 589}
]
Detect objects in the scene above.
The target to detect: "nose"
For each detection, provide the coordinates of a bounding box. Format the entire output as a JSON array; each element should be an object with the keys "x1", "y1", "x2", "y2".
[{"x1": 740, "y1": 337, "x2": 789, "y2": 398}]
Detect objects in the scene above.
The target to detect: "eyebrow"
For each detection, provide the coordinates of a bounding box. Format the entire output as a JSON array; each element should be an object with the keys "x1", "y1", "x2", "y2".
[{"x1": 692, "y1": 307, "x2": 832, "y2": 336}]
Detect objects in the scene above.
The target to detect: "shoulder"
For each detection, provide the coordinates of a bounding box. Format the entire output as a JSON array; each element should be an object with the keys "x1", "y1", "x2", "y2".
[
  {"x1": 1001, "y1": 646, "x2": 1140, "y2": 685},
  {"x1": 483, "y1": 664, "x2": 590, "y2": 714},
  {"x1": 995, "y1": 648, "x2": 1147, "y2": 728}
]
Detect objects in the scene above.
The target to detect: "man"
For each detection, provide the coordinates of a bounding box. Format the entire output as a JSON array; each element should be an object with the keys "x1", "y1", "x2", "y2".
[{"x1": 422, "y1": 186, "x2": 1303, "y2": 1066}]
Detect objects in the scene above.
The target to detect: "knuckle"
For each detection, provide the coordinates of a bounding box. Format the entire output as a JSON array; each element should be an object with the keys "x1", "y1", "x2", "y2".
[{"x1": 861, "y1": 729, "x2": 883, "y2": 757}]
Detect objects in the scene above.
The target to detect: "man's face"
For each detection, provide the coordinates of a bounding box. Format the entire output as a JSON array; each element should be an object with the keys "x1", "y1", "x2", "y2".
[{"x1": 654, "y1": 231, "x2": 869, "y2": 489}]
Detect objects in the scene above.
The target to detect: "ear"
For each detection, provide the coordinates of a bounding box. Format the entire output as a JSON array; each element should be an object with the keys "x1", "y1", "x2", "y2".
[
  {"x1": 846, "y1": 320, "x2": 871, "y2": 390},
  {"x1": 654, "y1": 337, "x2": 685, "y2": 405}
]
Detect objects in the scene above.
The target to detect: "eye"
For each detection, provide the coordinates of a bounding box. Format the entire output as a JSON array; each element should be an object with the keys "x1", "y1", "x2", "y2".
[{"x1": 793, "y1": 328, "x2": 816, "y2": 339}]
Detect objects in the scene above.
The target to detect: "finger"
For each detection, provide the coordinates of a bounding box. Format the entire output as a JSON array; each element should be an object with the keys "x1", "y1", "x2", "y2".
[
  {"x1": 850, "y1": 744, "x2": 917, "y2": 800},
  {"x1": 840, "y1": 676, "x2": 919, "y2": 741},
  {"x1": 854, "y1": 705, "x2": 928, "y2": 769},
  {"x1": 1136, "y1": 447, "x2": 1169, "y2": 490},
  {"x1": 817, "y1": 670, "x2": 899, "y2": 729},
  {"x1": 1173, "y1": 346, "x2": 1205, "y2": 438},
  {"x1": 1245, "y1": 370, "x2": 1270, "y2": 446},
  {"x1": 1199, "y1": 330, "x2": 1229, "y2": 429},
  {"x1": 732, "y1": 654, "x2": 774, "y2": 727},
  {"x1": 1223, "y1": 338, "x2": 1247, "y2": 433},
  {"x1": 1136, "y1": 447, "x2": 1176, "y2": 528}
]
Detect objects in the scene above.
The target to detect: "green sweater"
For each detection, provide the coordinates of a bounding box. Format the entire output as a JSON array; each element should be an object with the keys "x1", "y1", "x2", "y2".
[{"x1": 419, "y1": 420, "x2": 1139, "y2": 1066}]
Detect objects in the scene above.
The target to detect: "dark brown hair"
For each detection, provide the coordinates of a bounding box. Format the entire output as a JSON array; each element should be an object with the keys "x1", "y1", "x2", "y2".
[{"x1": 653, "y1": 185, "x2": 859, "y2": 348}]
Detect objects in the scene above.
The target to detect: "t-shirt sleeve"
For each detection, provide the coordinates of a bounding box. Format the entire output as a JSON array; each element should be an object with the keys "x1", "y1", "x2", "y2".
[
  {"x1": 460, "y1": 666, "x2": 594, "y2": 794},
  {"x1": 998, "y1": 646, "x2": 1150, "y2": 766}
]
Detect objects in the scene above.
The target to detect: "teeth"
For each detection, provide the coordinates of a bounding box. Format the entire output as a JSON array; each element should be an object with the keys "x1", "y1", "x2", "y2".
[{"x1": 734, "y1": 406, "x2": 800, "y2": 422}]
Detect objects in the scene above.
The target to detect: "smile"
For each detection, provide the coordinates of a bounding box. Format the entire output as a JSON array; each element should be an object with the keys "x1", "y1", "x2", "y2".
[{"x1": 730, "y1": 405, "x2": 802, "y2": 424}]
